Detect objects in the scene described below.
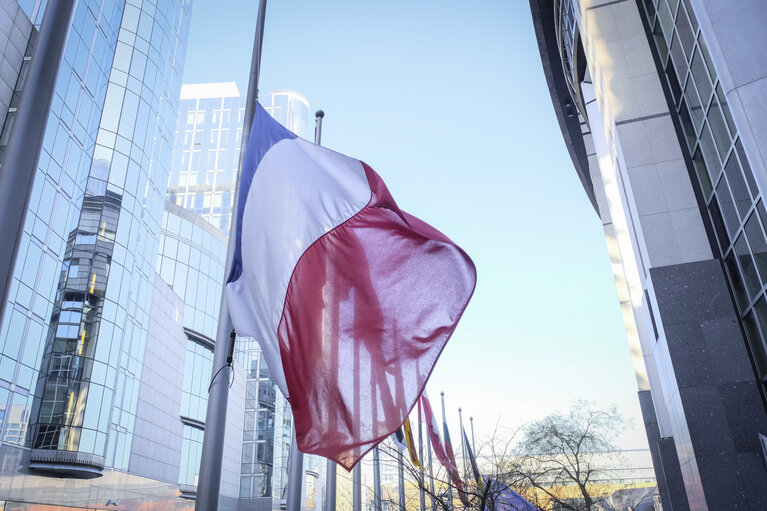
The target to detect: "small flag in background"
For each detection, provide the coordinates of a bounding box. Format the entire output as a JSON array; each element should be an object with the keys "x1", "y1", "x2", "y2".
[
  {"x1": 485, "y1": 480, "x2": 540, "y2": 511},
  {"x1": 391, "y1": 420, "x2": 422, "y2": 469},
  {"x1": 421, "y1": 393, "x2": 455, "y2": 472},
  {"x1": 226, "y1": 104, "x2": 476, "y2": 469},
  {"x1": 391, "y1": 428, "x2": 408, "y2": 453},
  {"x1": 440, "y1": 397, "x2": 470, "y2": 506},
  {"x1": 403, "y1": 417, "x2": 422, "y2": 469},
  {"x1": 463, "y1": 426, "x2": 483, "y2": 491}
]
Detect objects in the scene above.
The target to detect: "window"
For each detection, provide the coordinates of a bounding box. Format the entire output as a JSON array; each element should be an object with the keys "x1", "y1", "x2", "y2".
[{"x1": 0, "y1": 112, "x2": 16, "y2": 146}]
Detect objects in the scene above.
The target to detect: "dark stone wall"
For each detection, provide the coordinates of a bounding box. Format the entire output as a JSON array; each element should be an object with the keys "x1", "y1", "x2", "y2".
[
  {"x1": 638, "y1": 390, "x2": 688, "y2": 511},
  {"x1": 657, "y1": 436, "x2": 690, "y2": 511},
  {"x1": 650, "y1": 259, "x2": 767, "y2": 509}
]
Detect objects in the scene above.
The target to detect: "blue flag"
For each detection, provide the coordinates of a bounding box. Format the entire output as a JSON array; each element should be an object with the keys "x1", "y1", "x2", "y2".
[{"x1": 485, "y1": 480, "x2": 539, "y2": 511}]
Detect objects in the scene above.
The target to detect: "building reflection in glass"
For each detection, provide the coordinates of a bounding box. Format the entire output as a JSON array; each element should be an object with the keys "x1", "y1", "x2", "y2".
[{"x1": 31, "y1": 162, "x2": 120, "y2": 457}]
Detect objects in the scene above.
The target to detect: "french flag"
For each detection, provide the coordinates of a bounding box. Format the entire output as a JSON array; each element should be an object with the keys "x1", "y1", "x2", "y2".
[{"x1": 227, "y1": 104, "x2": 476, "y2": 469}]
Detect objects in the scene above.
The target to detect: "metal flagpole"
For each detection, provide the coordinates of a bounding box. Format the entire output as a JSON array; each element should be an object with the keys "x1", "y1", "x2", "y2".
[
  {"x1": 470, "y1": 416, "x2": 476, "y2": 454},
  {"x1": 196, "y1": 0, "x2": 267, "y2": 508},
  {"x1": 373, "y1": 447, "x2": 382, "y2": 511},
  {"x1": 317, "y1": 108, "x2": 337, "y2": 511},
  {"x1": 287, "y1": 109, "x2": 326, "y2": 511},
  {"x1": 398, "y1": 450, "x2": 406, "y2": 511},
  {"x1": 418, "y1": 407, "x2": 426, "y2": 511},
  {"x1": 0, "y1": 0, "x2": 76, "y2": 327},
  {"x1": 426, "y1": 422, "x2": 435, "y2": 511},
  {"x1": 324, "y1": 462, "x2": 336, "y2": 511},
  {"x1": 460, "y1": 408, "x2": 466, "y2": 504},
  {"x1": 353, "y1": 463, "x2": 362, "y2": 511},
  {"x1": 440, "y1": 392, "x2": 453, "y2": 511},
  {"x1": 286, "y1": 426, "x2": 304, "y2": 511}
]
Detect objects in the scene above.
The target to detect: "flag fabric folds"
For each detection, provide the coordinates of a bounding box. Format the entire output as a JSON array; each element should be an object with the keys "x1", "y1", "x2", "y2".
[{"x1": 226, "y1": 104, "x2": 476, "y2": 469}]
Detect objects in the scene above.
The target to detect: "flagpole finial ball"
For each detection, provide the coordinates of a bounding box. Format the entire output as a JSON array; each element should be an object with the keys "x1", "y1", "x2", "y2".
[
  {"x1": 458, "y1": 407, "x2": 462, "y2": 412},
  {"x1": 441, "y1": 391, "x2": 444, "y2": 396},
  {"x1": 315, "y1": 110, "x2": 325, "y2": 119}
]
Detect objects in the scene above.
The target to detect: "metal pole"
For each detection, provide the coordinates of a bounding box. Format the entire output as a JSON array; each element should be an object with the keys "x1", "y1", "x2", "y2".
[
  {"x1": 324, "y1": 457, "x2": 336, "y2": 511},
  {"x1": 470, "y1": 417, "x2": 475, "y2": 454},
  {"x1": 398, "y1": 451, "x2": 406, "y2": 511},
  {"x1": 195, "y1": 0, "x2": 267, "y2": 508},
  {"x1": 0, "y1": 0, "x2": 76, "y2": 327},
  {"x1": 287, "y1": 427, "x2": 305, "y2": 511},
  {"x1": 458, "y1": 408, "x2": 466, "y2": 483},
  {"x1": 312, "y1": 109, "x2": 337, "y2": 511},
  {"x1": 426, "y1": 424, "x2": 435, "y2": 511},
  {"x1": 373, "y1": 447, "x2": 382, "y2": 511},
  {"x1": 353, "y1": 463, "x2": 362, "y2": 511},
  {"x1": 440, "y1": 392, "x2": 453, "y2": 511},
  {"x1": 419, "y1": 414, "x2": 425, "y2": 511},
  {"x1": 288, "y1": 110, "x2": 328, "y2": 511},
  {"x1": 314, "y1": 110, "x2": 324, "y2": 145}
]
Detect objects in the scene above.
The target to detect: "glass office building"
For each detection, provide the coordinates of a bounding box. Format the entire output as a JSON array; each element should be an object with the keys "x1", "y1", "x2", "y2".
[
  {"x1": 0, "y1": 0, "x2": 196, "y2": 507},
  {"x1": 531, "y1": 0, "x2": 767, "y2": 509},
  {"x1": 168, "y1": 83, "x2": 310, "y2": 236},
  {"x1": 168, "y1": 83, "x2": 320, "y2": 510},
  {"x1": 155, "y1": 201, "x2": 245, "y2": 505}
]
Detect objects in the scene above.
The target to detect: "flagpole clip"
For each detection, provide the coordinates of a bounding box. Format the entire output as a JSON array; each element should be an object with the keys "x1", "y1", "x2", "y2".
[{"x1": 226, "y1": 329, "x2": 236, "y2": 365}]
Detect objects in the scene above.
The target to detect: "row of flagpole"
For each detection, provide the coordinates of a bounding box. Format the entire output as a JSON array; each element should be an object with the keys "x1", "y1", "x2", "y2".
[{"x1": 348, "y1": 389, "x2": 480, "y2": 511}]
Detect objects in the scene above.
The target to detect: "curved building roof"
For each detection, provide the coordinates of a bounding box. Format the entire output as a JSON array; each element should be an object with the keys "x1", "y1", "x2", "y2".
[{"x1": 529, "y1": 0, "x2": 597, "y2": 212}]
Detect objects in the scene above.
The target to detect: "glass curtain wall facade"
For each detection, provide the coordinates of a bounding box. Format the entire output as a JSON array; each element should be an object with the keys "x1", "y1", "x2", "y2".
[
  {"x1": 167, "y1": 82, "x2": 244, "y2": 235},
  {"x1": 168, "y1": 85, "x2": 310, "y2": 236},
  {"x1": 155, "y1": 201, "x2": 245, "y2": 501},
  {"x1": 641, "y1": 0, "x2": 767, "y2": 396},
  {"x1": 26, "y1": 0, "x2": 191, "y2": 473},
  {"x1": 261, "y1": 90, "x2": 310, "y2": 139},
  {"x1": 0, "y1": 0, "x2": 191, "y2": 490},
  {"x1": 0, "y1": 0, "x2": 125, "y2": 464}
]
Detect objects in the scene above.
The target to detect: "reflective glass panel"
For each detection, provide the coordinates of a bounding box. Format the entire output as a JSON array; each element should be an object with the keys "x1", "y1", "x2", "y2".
[
  {"x1": 736, "y1": 138, "x2": 758, "y2": 197},
  {"x1": 743, "y1": 311, "x2": 767, "y2": 376},
  {"x1": 707, "y1": 97, "x2": 731, "y2": 162},
  {"x1": 735, "y1": 234, "x2": 761, "y2": 299},
  {"x1": 724, "y1": 251, "x2": 748, "y2": 311},
  {"x1": 724, "y1": 152, "x2": 750, "y2": 219},
  {"x1": 693, "y1": 148, "x2": 712, "y2": 198},
  {"x1": 716, "y1": 177, "x2": 739, "y2": 240},
  {"x1": 675, "y1": 6, "x2": 695, "y2": 58},
  {"x1": 745, "y1": 212, "x2": 767, "y2": 282},
  {"x1": 685, "y1": 76, "x2": 704, "y2": 129},
  {"x1": 690, "y1": 47, "x2": 712, "y2": 106}
]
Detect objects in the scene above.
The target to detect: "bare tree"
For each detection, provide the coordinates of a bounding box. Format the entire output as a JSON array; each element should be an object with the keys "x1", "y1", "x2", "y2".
[
  {"x1": 376, "y1": 427, "x2": 530, "y2": 511},
  {"x1": 502, "y1": 401, "x2": 628, "y2": 511},
  {"x1": 346, "y1": 403, "x2": 634, "y2": 511}
]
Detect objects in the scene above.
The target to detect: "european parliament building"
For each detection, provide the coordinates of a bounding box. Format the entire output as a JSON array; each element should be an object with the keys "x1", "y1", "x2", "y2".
[{"x1": 530, "y1": 0, "x2": 767, "y2": 509}]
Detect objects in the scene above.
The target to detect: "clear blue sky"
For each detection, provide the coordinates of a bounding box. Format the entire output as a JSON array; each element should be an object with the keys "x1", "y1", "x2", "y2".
[{"x1": 182, "y1": 0, "x2": 648, "y2": 450}]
